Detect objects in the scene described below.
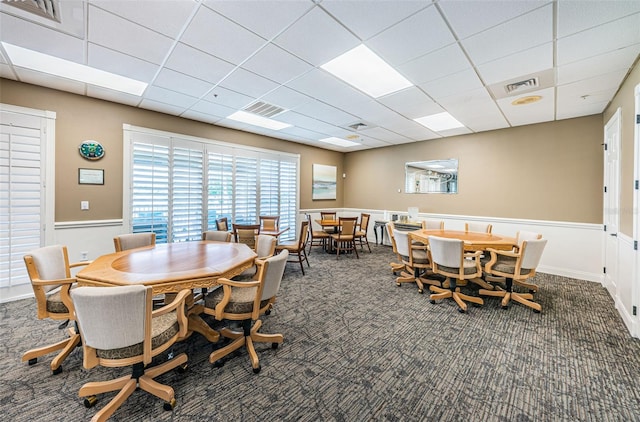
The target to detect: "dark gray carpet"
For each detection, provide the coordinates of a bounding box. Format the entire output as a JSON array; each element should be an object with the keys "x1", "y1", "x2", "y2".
[{"x1": 2, "y1": 244, "x2": 640, "y2": 421}]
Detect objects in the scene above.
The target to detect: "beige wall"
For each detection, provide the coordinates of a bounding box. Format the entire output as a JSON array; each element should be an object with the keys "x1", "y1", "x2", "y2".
[
  {"x1": 603, "y1": 57, "x2": 640, "y2": 236},
  {"x1": 0, "y1": 79, "x2": 344, "y2": 221},
  {"x1": 344, "y1": 115, "x2": 604, "y2": 223}
]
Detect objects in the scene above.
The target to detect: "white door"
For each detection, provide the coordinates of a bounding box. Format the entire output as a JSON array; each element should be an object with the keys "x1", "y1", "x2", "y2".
[{"x1": 603, "y1": 109, "x2": 621, "y2": 296}]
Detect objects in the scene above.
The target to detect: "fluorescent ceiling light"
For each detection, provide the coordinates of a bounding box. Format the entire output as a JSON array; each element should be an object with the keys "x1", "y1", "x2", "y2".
[
  {"x1": 321, "y1": 44, "x2": 413, "y2": 98},
  {"x1": 227, "y1": 111, "x2": 291, "y2": 130},
  {"x1": 2, "y1": 42, "x2": 147, "y2": 96},
  {"x1": 414, "y1": 112, "x2": 465, "y2": 132},
  {"x1": 318, "y1": 137, "x2": 359, "y2": 148}
]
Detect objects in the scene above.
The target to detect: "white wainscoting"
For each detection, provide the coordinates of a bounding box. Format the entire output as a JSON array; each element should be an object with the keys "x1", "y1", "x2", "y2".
[
  {"x1": 616, "y1": 233, "x2": 638, "y2": 337},
  {"x1": 54, "y1": 220, "x2": 125, "y2": 264}
]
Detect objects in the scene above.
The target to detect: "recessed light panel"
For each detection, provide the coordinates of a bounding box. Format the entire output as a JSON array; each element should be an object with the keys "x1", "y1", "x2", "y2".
[
  {"x1": 321, "y1": 44, "x2": 413, "y2": 98},
  {"x1": 2, "y1": 42, "x2": 148, "y2": 96},
  {"x1": 414, "y1": 112, "x2": 465, "y2": 132},
  {"x1": 318, "y1": 137, "x2": 360, "y2": 147},
  {"x1": 227, "y1": 111, "x2": 292, "y2": 130}
]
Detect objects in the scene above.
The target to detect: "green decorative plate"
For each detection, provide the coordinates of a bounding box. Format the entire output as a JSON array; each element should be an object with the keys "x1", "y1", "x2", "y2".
[{"x1": 79, "y1": 140, "x2": 105, "y2": 160}]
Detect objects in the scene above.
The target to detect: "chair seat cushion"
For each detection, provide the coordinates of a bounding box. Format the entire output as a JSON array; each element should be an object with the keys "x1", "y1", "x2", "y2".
[
  {"x1": 312, "y1": 231, "x2": 330, "y2": 238},
  {"x1": 492, "y1": 259, "x2": 532, "y2": 276},
  {"x1": 438, "y1": 264, "x2": 479, "y2": 275},
  {"x1": 205, "y1": 286, "x2": 270, "y2": 314},
  {"x1": 96, "y1": 312, "x2": 180, "y2": 360},
  {"x1": 400, "y1": 250, "x2": 430, "y2": 264},
  {"x1": 276, "y1": 243, "x2": 300, "y2": 252},
  {"x1": 46, "y1": 288, "x2": 71, "y2": 314}
]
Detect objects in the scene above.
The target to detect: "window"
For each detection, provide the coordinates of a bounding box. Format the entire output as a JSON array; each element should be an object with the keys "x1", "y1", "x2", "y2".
[
  {"x1": 124, "y1": 125, "x2": 299, "y2": 243},
  {"x1": 1, "y1": 105, "x2": 55, "y2": 295}
]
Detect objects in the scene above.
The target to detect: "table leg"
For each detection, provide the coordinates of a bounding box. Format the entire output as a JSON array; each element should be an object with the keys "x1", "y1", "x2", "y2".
[
  {"x1": 374, "y1": 226, "x2": 379, "y2": 244},
  {"x1": 186, "y1": 303, "x2": 220, "y2": 343}
]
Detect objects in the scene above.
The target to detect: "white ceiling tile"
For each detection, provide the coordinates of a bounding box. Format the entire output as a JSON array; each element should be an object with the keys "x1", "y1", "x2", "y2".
[
  {"x1": 276, "y1": 111, "x2": 338, "y2": 134},
  {"x1": 0, "y1": 63, "x2": 17, "y2": 80},
  {"x1": 88, "y1": 5, "x2": 173, "y2": 65},
  {"x1": 556, "y1": 98, "x2": 610, "y2": 120},
  {"x1": 180, "y1": 6, "x2": 267, "y2": 65},
  {"x1": 144, "y1": 86, "x2": 198, "y2": 109},
  {"x1": 279, "y1": 126, "x2": 327, "y2": 142},
  {"x1": 218, "y1": 68, "x2": 280, "y2": 98},
  {"x1": 557, "y1": 44, "x2": 640, "y2": 86},
  {"x1": 13, "y1": 68, "x2": 85, "y2": 95},
  {"x1": 476, "y1": 43, "x2": 553, "y2": 85},
  {"x1": 358, "y1": 126, "x2": 412, "y2": 143},
  {"x1": 419, "y1": 68, "x2": 484, "y2": 100},
  {"x1": 437, "y1": 126, "x2": 473, "y2": 137},
  {"x1": 204, "y1": 86, "x2": 254, "y2": 110},
  {"x1": 189, "y1": 100, "x2": 236, "y2": 118},
  {"x1": 241, "y1": 43, "x2": 313, "y2": 84},
  {"x1": 0, "y1": 0, "x2": 85, "y2": 37},
  {"x1": 89, "y1": 0, "x2": 198, "y2": 38},
  {"x1": 557, "y1": 13, "x2": 640, "y2": 65},
  {"x1": 86, "y1": 85, "x2": 142, "y2": 107},
  {"x1": 377, "y1": 87, "x2": 440, "y2": 119},
  {"x1": 153, "y1": 68, "x2": 213, "y2": 98},
  {"x1": 0, "y1": 12, "x2": 85, "y2": 62},
  {"x1": 139, "y1": 99, "x2": 189, "y2": 116},
  {"x1": 558, "y1": 70, "x2": 629, "y2": 103},
  {"x1": 181, "y1": 110, "x2": 224, "y2": 125},
  {"x1": 557, "y1": 1, "x2": 640, "y2": 38},
  {"x1": 294, "y1": 100, "x2": 359, "y2": 126},
  {"x1": 497, "y1": 87, "x2": 555, "y2": 127},
  {"x1": 286, "y1": 68, "x2": 372, "y2": 109},
  {"x1": 203, "y1": 0, "x2": 313, "y2": 40},
  {"x1": 165, "y1": 43, "x2": 236, "y2": 85},
  {"x1": 383, "y1": 119, "x2": 440, "y2": 141},
  {"x1": 367, "y1": 5, "x2": 455, "y2": 65},
  {"x1": 320, "y1": 0, "x2": 429, "y2": 40},
  {"x1": 461, "y1": 4, "x2": 553, "y2": 65},
  {"x1": 88, "y1": 43, "x2": 158, "y2": 83},
  {"x1": 260, "y1": 86, "x2": 313, "y2": 111},
  {"x1": 398, "y1": 44, "x2": 471, "y2": 86},
  {"x1": 274, "y1": 6, "x2": 360, "y2": 66},
  {"x1": 348, "y1": 100, "x2": 406, "y2": 122},
  {"x1": 438, "y1": 0, "x2": 548, "y2": 39}
]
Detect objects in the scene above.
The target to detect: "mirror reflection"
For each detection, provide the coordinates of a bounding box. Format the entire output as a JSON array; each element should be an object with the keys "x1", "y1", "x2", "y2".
[{"x1": 405, "y1": 159, "x2": 458, "y2": 194}]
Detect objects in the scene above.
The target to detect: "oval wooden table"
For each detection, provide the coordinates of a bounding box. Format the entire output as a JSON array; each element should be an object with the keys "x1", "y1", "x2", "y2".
[{"x1": 76, "y1": 241, "x2": 257, "y2": 342}]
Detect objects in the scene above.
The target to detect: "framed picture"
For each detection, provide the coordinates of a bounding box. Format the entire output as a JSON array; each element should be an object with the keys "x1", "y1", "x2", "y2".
[
  {"x1": 312, "y1": 164, "x2": 337, "y2": 200},
  {"x1": 78, "y1": 168, "x2": 104, "y2": 185}
]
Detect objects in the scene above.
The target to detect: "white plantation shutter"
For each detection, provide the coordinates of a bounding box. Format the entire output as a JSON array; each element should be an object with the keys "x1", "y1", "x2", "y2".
[
  {"x1": 126, "y1": 126, "x2": 298, "y2": 243},
  {"x1": 171, "y1": 140, "x2": 203, "y2": 242},
  {"x1": 0, "y1": 109, "x2": 47, "y2": 289}
]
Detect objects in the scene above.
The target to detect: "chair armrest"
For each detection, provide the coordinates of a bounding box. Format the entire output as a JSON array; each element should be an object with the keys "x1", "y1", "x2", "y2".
[
  {"x1": 464, "y1": 250, "x2": 483, "y2": 259},
  {"x1": 217, "y1": 277, "x2": 260, "y2": 289},
  {"x1": 486, "y1": 248, "x2": 519, "y2": 258},
  {"x1": 152, "y1": 289, "x2": 191, "y2": 338},
  {"x1": 31, "y1": 276, "x2": 76, "y2": 286},
  {"x1": 69, "y1": 260, "x2": 92, "y2": 269}
]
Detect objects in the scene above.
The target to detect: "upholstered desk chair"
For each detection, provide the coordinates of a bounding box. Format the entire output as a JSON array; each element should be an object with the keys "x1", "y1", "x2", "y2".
[
  {"x1": 479, "y1": 238, "x2": 547, "y2": 312},
  {"x1": 392, "y1": 228, "x2": 440, "y2": 293},
  {"x1": 355, "y1": 213, "x2": 372, "y2": 252},
  {"x1": 427, "y1": 236, "x2": 484, "y2": 313},
  {"x1": 259, "y1": 215, "x2": 280, "y2": 231},
  {"x1": 216, "y1": 217, "x2": 229, "y2": 232},
  {"x1": 113, "y1": 232, "x2": 156, "y2": 252},
  {"x1": 233, "y1": 223, "x2": 261, "y2": 250},
  {"x1": 71, "y1": 285, "x2": 189, "y2": 422},
  {"x1": 276, "y1": 220, "x2": 310, "y2": 275},
  {"x1": 465, "y1": 222, "x2": 492, "y2": 233},
  {"x1": 422, "y1": 219, "x2": 445, "y2": 230},
  {"x1": 386, "y1": 222, "x2": 406, "y2": 274},
  {"x1": 482, "y1": 231, "x2": 542, "y2": 290},
  {"x1": 306, "y1": 213, "x2": 330, "y2": 254},
  {"x1": 22, "y1": 245, "x2": 91, "y2": 374},
  {"x1": 330, "y1": 216, "x2": 359, "y2": 260},
  {"x1": 234, "y1": 234, "x2": 277, "y2": 280},
  {"x1": 202, "y1": 230, "x2": 232, "y2": 242},
  {"x1": 204, "y1": 250, "x2": 289, "y2": 374}
]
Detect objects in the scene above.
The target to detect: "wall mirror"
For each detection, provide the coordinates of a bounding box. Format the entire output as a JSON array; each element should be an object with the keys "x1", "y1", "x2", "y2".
[{"x1": 405, "y1": 159, "x2": 458, "y2": 194}]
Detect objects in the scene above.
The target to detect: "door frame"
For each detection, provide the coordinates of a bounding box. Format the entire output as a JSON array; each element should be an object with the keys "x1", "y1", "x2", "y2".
[{"x1": 603, "y1": 108, "x2": 621, "y2": 295}]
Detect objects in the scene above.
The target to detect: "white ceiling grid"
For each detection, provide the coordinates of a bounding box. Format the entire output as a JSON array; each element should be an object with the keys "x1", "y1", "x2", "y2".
[{"x1": 0, "y1": 0, "x2": 638, "y2": 152}]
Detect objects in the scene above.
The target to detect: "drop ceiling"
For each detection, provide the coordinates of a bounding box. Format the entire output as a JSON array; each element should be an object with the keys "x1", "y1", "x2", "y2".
[{"x1": 1, "y1": 0, "x2": 639, "y2": 152}]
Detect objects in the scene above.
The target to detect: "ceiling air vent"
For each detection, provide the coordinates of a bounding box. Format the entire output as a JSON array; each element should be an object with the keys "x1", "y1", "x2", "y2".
[
  {"x1": 348, "y1": 122, "x2": 368, "y2": 131},
  {"x1": 2, "y1": 0, "x2": 61, "y2": 22},
  {"x1": 505, "y1": 77, "x2": 539, "y2": 94},
  {"x1": 243, "y1": 101, "x2": 286, "y2": 118}
]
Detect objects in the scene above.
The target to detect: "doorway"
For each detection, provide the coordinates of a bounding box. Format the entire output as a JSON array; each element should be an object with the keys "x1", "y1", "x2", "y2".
[{"x1": 603, "y1": 108, "x2": 621, "y2": 296}]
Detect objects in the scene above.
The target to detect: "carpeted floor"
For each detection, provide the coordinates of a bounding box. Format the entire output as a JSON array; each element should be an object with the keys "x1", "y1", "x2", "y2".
[{"x1": 2, "y1": 244, "x2": 640, "y2": 421}]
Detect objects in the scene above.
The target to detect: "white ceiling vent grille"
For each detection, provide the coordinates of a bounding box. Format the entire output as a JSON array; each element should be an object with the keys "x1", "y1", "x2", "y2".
[
  {"x1": 2, "y1": 0, "x2": 61, "y2": 22},
  {"x1": 348, "y1": 122, "x2": 368, "y2": 131},
  {"x1": 505, "y1": 77, "x2": 539, "y2": 94},
  {"x1": 243, "y1": 101, "x2": 286, "y2": 118}
]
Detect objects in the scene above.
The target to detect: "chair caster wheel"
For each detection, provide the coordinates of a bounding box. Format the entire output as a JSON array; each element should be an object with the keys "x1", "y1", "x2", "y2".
[
  {"x1": 52, "y1": 366, "x2": 63, "y2": 375},
  {"x1": 472, "y1": 303, "x2": 481, "y2": 308},
  {"x1": 84, "y1": 395, "x2": 97, "y2": 408},
  {"x1": 430, "y1": 300, "x2": 436, "y2": 304},
  {"x1": 28, "y1": 358, "x2": 37, "y2": 366},
  {"x1": 163, "y1": 398, "x2": 176, "y2": 411},
  {"x1": 253, "y1": 365, "x2": 261, "y2": 374},
  {"x1": 502, "y1": 305, "x2": 509, "y2": 310},
  {"x1": 177, "y1": 363, "x2": 188, "y2": 373},
  {"x1": 533, "y1": 309, "x2": 541, "y2": 314},
  {"x1": 265, "y1": 309, "x2": 271, "y2": 315},
  {"x1": 396, "y1": 283, "x2": 401, "y2": 287},
  {"x1": 271, "y1": 342, "x2": 279, "y2": 350},
  {"x1": 213, "y1": 359, "x2": 225, "y2": 368},
  {"x1": 458, "y1": 308, "x2": 466, "y2": 313},
  {"x1": 418, "y1": 289, "x2": 423, "y2": 294}
]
